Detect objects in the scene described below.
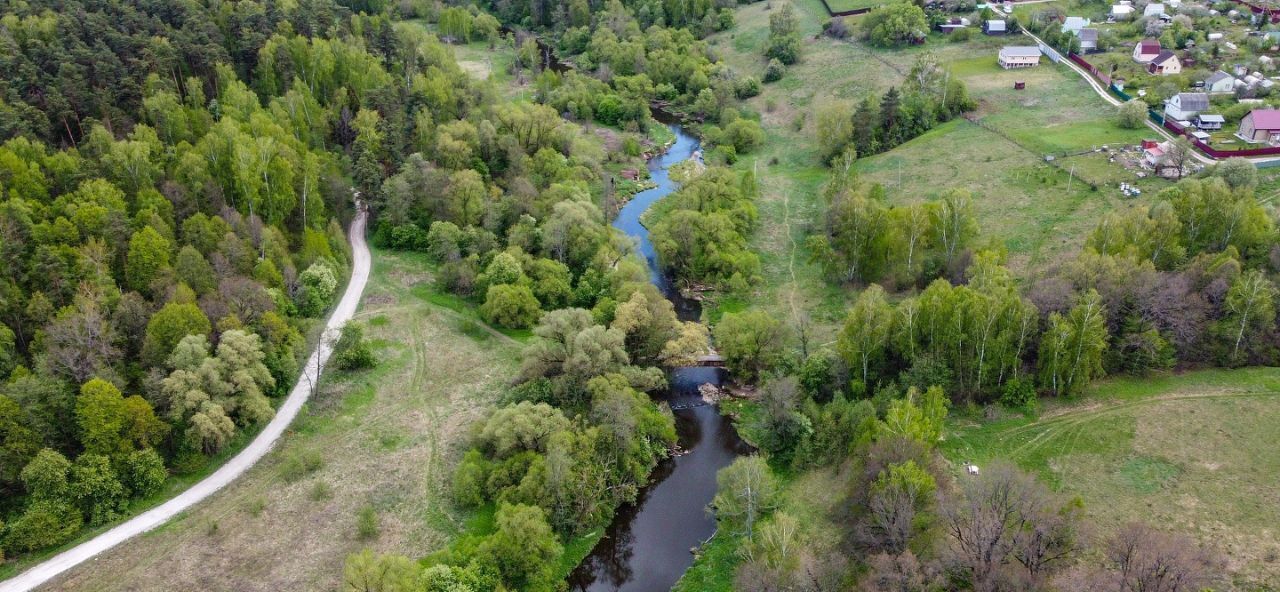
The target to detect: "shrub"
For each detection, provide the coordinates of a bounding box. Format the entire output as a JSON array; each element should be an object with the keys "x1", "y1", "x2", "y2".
[
  {"x1": 763, "y1": 59, "x2": 785, "y2": 83},
  {"x1": 279, "y1": 450, "x2": 324, "y2": 483},
  {"x1": 735, "y1": 76, "x2": 762, "y2": 99},
  {"x1": 4, "y1": 501, "x2": 82, "y2": 553},
  {"x1": 333, "y1": 323, "x2": 376, "y2": 371},
  {"x1": 356, "y1": 505, "x2": 379, "y2": 540},
  {"x1": 1116, "y1": 99, "x2": 1149, "y2": 129}
]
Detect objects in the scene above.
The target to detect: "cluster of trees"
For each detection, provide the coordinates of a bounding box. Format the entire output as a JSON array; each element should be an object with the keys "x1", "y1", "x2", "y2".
[
  {"x1": 706, "y1": 336, "x2": 1224, "y2": 591},
  {"x1": 815, "y1": 55, "x2": 975, "y2": 162},
  {"x1": 348, "y1": 276, "x2": 710, "y2": 589},
  {"x1": 650, "y1": 167, "x2": 763, "y2": 291},
  {"x1": 485, "y1": 0, "x2": 739, "y2": 35},
  {"x1": 0, "y1": 0, "x2": 402, "y2": 558},
  {"x1": 859, "y1": 3, "x2": 929, "y2": 47}
]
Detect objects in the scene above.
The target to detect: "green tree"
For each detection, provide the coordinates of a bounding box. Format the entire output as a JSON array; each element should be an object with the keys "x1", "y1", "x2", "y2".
[
  {"x1": 297, "y1": 261, "x2": 338, "y2": 317},
  {"x1": 765, "y1": 2, "x2": 801, "y2": 64},
  {"x1": 341, "y1": 549, "x2": 418, "y2": 592},
  {"x1": 476, "y1": 504, "x2": 563, "y2": 592},
  {"x1": 68, "y1": 453, "x2": 127, "y2": 524},
  {"x1": 1219, "y1": 269, "x2": 1276, "y2": 365},
  {"x1": 714, "y1": 309, "x2": 788, "y2": 383},
  {"x1": 125, "y1": 226, "x2": 171, "y2": 294},
  {"x1": 76, "y1": 378, "x2": 166, "y2": 458},
  {"x1": 879, "y1": 386, "x2": 949, "y2": 447},
  {"x1": 1116, "y1": 99, "x2": 1148, "y2": 129},
  {"x1": 142, "y1": 301, "x2": 211, "y2": 367},
  {"x1": 1038, "y1": 290, "x2": 1109, "y2": 397},
  {"x1": 480, "y1": 284, "x2": 542, "y2": 329},
  {"x1": 860, "y1": 3, "x2": 928, "y2": 46},
  {"x1": 838, "y1": 285, "x2": 894, "y2": 386},
  {"x1": 173, "y1": 245, "x2": 217, "y2": 295},
  {"x1": 119, "y1": 448, "x2": 167, "y2": 498},
  {"x1": 438, "y1": 7, "x2": 474, "y2": 44},
  {"x1": 711, "y1": 455, "x2": 778, "y2": 538}
]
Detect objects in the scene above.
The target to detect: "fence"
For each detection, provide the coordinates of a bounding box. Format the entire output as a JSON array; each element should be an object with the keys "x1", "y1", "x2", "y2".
[
  {"x1": 1226, "y1": 0, "x2": 1280, "y2": 23},
  {"x1": 963, "y1": 115, "x2": 1102, "y2": 190},
  {"x1": 1066, "y1": 51, "x2": 1280, "y2": 160},
  {"x1": 817, "y1": 0, "x2": 875, "y2": 17}
]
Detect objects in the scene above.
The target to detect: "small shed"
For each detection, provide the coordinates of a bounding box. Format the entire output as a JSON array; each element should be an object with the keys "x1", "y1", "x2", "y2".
[{"x1": 1014, "y1": 80, "x2": 1026, "y2": 90}]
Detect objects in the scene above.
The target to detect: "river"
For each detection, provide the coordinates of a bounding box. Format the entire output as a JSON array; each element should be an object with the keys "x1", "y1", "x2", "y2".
[{"x1": 568, "y1": 125, "x2": 751, "y2": 591}]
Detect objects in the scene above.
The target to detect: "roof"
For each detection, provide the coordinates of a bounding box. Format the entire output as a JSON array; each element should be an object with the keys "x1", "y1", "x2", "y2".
[
  {"x1": 1112, "y1": 4, "x2": 1134, "y2": 13},
  {"x1": 1151, "y1": 50, "x2": 1178, "y2": 64},
  {"x1": 1246, "y1": 109, "x2": 1280, "y2": 130},
  {"x1": 1173, "y1": 92, "x2": 1209, "y2": 111},
  {"x1": 1000, "y1": 46, "x2": 1043, "y2": 58},
  {"x1": 1080, "y1": 28, "x2": 1099, "y2": 42},
  {"x1": 1144, "y1": 3, "x2": 1165, "y2": 15},
  {"x1": 1196, "y1": 114, "x2": 1225, "y2": 123},
  {"x1": 1063, "y1": 16, "x2": 1090, "y2": 30},
  {"x1": 1137, "y1": 39, "x2": 1161, "y2": 53},
  {"x1": 1206, "y1": 70, "x2": 1234, "y2": 85},
  {"x1": 987, "y1": 19, "x2": 1007, "y2": 31}
]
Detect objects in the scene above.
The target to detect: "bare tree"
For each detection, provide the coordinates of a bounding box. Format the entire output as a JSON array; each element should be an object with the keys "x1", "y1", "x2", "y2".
[
  {"x1": 859, "y1": 551, "x2": 943, "y2": 592},
  {"x1": 939, "y1": 463, "x2": 1081, "y2": 591},
  {"x1": 1103, "y1": 523, "x2": 1223, "y2": 592}
]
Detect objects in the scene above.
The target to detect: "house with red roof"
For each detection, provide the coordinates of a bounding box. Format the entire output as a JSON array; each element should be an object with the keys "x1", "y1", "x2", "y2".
[
  {"x1": 1238, "y1": 109, "x2": 1280, "y2": 143},
  {"x1": 1133, "y1": 39, "x2": 1161, "y2": 63}
]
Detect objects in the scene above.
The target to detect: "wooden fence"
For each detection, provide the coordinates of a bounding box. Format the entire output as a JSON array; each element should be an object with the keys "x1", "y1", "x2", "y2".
[{"x1": 1226, "y1": 0, "x2": 1280, "y2": 23}]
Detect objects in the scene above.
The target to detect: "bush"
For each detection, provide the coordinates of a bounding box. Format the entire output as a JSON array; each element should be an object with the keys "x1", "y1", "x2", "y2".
[
  {"x1": 356, "y1": 505, "x2": 379, "y2": 540},
  {"x1": 763, "y1": 59, "x2": 785, "y2": 83},
  {"x1": 120, "y1": 448, "x2": 168, "y2": 498},
  {"x1": 4, "y1": 501, "x2": 82, "y2": 553},
  {"x1": 480, "y1": 284, "x2": 542, "y2": 329},
  {"x1": 735, "y1": 76, "x2": 762, "y2": 99},
  {"x1": 278, "y1": 450, "x2": 324, "y2": 483},
  {"x1": 333, "y1": 323, "x2": 376, "y2": 371},
  {"x1": 999, "y1": 377, "x2": 1037, "y2": 411}
]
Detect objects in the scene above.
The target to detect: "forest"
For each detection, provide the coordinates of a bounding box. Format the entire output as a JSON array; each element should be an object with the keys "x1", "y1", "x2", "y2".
[{"x1": 0, "y1": 0, "x2": 1270, "y2": 590}]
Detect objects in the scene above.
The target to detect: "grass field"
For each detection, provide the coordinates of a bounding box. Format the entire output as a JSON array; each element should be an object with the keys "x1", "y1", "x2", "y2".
[
  {"x1": 700, "y1": 0, "x2": 1167, "y2": 337},
  {"x1": 42, "y1": 249, "x2": 522, "y2": 592},
  {"x1": 943, "y1": 368, "x2": 1280, "y2": 589}
]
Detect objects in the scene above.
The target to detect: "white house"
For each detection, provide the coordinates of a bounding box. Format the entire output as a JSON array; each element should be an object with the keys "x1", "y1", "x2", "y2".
[
  {"x1": 1148, "y1": 50, "x2": 1182, "y2": 75},
  {"x1": 1144, "y1": 3, "x2": 1166, "y2": 17},
  {"x1": 1079, "y1": 28, "x2": 1099, "y2": 52},
  {"x1": 1205, "y1": 70, "x2": 1237, "y2": 93},
  {"x1": 999, "y1": 46, "x2": 1042, "y2": 69},
  {"x1": 1112, "y1": 3, "x2": 1135, "y2": 17},
  {"x1": 1164, "y1": 92, "x2": 1209, "y2": 120},
  {"x1": 1194, "y1": 113, "x2": 1225, "y2": 130}
]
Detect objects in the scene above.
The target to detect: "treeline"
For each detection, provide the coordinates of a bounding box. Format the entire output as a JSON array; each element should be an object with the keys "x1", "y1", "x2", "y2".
[
  {"x1": 0, "y1": 0, "x2": 491, "y2": 560},
  {"x1": 816, "y1": 55, "x2": 975, "y2": 162}
]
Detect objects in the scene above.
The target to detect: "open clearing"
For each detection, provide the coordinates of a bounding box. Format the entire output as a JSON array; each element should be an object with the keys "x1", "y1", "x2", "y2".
[
  {"x1": 943, "y1": 368, "x2": 1280, "y2": 589},
  {"x1": 42, "y1": 249, "x2": 518, "y2": 592}
]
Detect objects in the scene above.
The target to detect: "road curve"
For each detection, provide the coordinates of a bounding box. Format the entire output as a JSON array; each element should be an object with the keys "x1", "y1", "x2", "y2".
[{"x1": 0, "y1": 204, "x2": 371, "y2": 592}]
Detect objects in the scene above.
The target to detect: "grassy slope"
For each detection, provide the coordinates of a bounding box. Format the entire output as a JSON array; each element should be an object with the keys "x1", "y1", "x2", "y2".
[
  {"x1": 700, "y1": 0, "x2": 1167, "y2": 337},
  {"x1": 944, "y1": 368, "x2": 1280, "y2": 589},
  {"x1": 45, "y1": 248, "x2": 521, "y2": 592}
]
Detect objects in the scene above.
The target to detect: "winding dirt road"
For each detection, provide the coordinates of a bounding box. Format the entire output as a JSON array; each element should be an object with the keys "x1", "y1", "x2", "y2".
[{"x1": 0, "y1": 205, "x2": 371, "y2": 592}]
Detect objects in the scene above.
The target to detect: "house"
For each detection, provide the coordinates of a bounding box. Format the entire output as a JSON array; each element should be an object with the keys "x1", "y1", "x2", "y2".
[
  {"x1": 1148, "y1": 50, "x2": 1182, "y2": 75},
  {"x1": 1164, "y1": 92, "x2": 1209, "y2": 120},
  {"x1": 1237, "y1": 108, "x2": 1280, "y2": 143},
  {"x1": 1134, "y1": 39, "x2": 1162, "y2": 63},
  {"x1": 1207, "y1": 32, "x2": 1224, "y2": 41},
  {"x1": 1079, "y1": 28, "x2": 1099, "y2": 52},
  {"x1": 1112, "y1": 3, "x2": 1135, "y2": 17},
  {"x1": 1205, "y1": 70, "x2": 1237, "y2": 93},
  {"x1": 999, "y1": 46, "x2": 1042, "y2": 68},
  {"x1": 1143, "y1": 140, "x2": 1168, "y2": 166},
  {"x1": 985, "y1": 19, "x2": 1008, "y2": 34},
  {"x1": 1063, "y1": 16, "x2": 1091, "y2": 34},
  {"x1": 1194, "y1": 113, "x2": 1225, "y2": 130},
  {"x1": 1144, "y1": 3, "x2": 1166, "y2": 17}
]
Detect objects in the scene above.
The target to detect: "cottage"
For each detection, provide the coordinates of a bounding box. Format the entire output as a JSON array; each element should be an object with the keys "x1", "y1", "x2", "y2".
[
  {"x1": 1237, "y1": 108, "x2": 1280, "y2": 143},
  {"x1": 1205, "y1": 70, "x2": 1237, "y2": 93},
  {"x1": 985, "y1": 19, "x2": 1008, "y2": 34},
  {"x1": 999, "y1": 46, "x2": 1042, "y2": 69},
  {"x1": 1063, "y1": 16, "x2": 1091, "y2": 34},
  {"x1": 1194, "y1": 113, "x2": 1225, "y2": 130},
  {"x1": 1143, "y1": 141, "x2": 1168, "y2": 167},
  {"x1": 1112, "y1": 3, "x2": 1135, "y2": 17},
  {"x1": 1165, "y1": 92, "x2": 1209, "y2": 120},
  {"x1": 1079, "y1": 28, "x2": 1099, "y2": 52},
  {"x1": 1144, "y1": 3, "x2": 1166, "y2": 17},
  {"x1": 1133, "y1": 39, "x2": 1161, "y2": 63},
  {"x1": 1148, "y1": 50, "x2": 1182, "y2": 75}
]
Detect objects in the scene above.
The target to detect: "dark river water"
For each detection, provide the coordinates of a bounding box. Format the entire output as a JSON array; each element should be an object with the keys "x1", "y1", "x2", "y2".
[{"x1": 567, "y1": 125, "x2": 751, "y2": 591}]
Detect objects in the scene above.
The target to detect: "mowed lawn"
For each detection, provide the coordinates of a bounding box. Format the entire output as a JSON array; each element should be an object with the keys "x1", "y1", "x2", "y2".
[
  {"x1": 45, "y1": 249, "x2": 520, "y2": 592},
  {"x1": 943, "y1": 368, "x2": 1280, "y2": 590}
]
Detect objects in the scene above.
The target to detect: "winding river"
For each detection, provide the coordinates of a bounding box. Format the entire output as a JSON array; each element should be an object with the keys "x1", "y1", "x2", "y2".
[{"x1": 568, "y1": 125, "x2": 751, "y2": 591}]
